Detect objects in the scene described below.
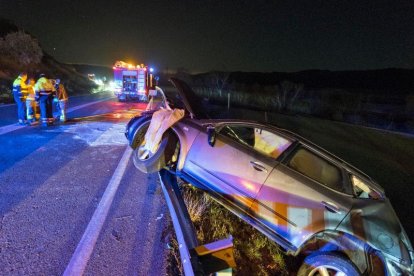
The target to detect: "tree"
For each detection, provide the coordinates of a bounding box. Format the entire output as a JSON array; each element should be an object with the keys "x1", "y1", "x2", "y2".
[
  {"x1": 209, "y1": 70, "x2": 230, "y2": 98},
  {"x1": 0, "y1": 31, "x2": 43, "y2": 65},
  {"x1": 272, "y1": 80, "x2": 303, "y2": 112}
]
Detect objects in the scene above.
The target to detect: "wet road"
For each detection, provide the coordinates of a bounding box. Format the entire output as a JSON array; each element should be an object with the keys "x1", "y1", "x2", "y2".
[{"x1": 0, "y1": 92, "x2": 169, "y2": 275}]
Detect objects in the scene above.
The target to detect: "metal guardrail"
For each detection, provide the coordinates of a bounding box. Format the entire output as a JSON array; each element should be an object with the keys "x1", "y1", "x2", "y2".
[
  {"x1": 158, "y1": 169, "x2": 235, "y2": 275},
  {"x1": 159, "y1": 169, "x2": 201, "y2": 275}
]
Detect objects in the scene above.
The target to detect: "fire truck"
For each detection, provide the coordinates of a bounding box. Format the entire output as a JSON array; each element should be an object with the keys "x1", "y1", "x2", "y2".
[{"x1": 112, "y1": 61, "x2": 156, "y2": 101}]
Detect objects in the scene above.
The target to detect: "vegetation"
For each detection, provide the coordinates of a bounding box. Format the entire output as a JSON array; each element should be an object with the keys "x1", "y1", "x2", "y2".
[
  {"x1": 0, "y1": 31, "x2": 43, "y2": 65},
  {"x1": 174, "y1": 70, "x2": 414, "y2": 134},
  {"x1": 0, "y1": 18, "x2": 96, "y2": 104},
  {"x1": 166, "y1": 183, "x2": 296, "y2": 276}
]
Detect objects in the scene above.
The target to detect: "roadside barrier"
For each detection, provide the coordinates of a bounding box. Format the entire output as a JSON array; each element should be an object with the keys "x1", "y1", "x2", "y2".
[{"x1": 158, "y1": 170, "x2": 235, "y2": 275}]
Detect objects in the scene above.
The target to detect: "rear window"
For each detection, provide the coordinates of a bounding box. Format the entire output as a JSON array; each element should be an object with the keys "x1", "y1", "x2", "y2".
[{"x1": 288, "y1": 148, "x2": 345, "y2": 193}]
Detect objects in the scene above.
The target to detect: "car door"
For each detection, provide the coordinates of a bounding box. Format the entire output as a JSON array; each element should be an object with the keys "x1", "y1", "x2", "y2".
[
  {"x1": 253, "y1": 144, "x2": 353, "y2": 248},
  {"x1": 183, "y1": 123, "x2": 292, "y2": 211}
]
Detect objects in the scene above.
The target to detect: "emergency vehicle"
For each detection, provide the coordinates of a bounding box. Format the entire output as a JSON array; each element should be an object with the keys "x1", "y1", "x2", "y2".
[{"x1": 112, "y1": 61, "x2": 156, "y2": 101}]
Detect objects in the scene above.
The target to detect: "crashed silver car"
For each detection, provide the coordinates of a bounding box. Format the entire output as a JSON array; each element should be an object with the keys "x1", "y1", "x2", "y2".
[{"x1": 125, "y1": 78, "x2": 413, "y2": 275}]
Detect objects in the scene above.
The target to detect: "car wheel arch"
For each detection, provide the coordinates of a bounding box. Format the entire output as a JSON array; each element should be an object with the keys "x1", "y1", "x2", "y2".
[
  {"x1": 130, "y1": 114, "x2": 189, "y2": 170},
  {"x1": 296, "y1": 230, "x2": 386, "y2": 275},
  {"x1": 167, "y1": 124, "x2": 203, "y2": 172}
]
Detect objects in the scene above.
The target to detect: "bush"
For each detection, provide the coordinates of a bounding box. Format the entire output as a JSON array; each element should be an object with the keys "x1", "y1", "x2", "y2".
[
  {"x1": 176, "y1": 184, "x2": 290, "y2": 275},
  {"x1": 0, "y1": 82, "x2": 12, "y2": 103},
  {"x1": 0, "y1": 31, "x2": 43, "y2": 66}
]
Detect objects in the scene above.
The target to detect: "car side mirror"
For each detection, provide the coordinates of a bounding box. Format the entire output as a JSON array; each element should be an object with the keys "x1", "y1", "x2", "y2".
[{"x1": 207, "y1": 125, "x2": 216, "y2": 147}]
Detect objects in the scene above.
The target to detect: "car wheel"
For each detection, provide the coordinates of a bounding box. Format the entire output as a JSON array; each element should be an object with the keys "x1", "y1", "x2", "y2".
[
  {"x1": 132, "y1": 122, "x2": 177, "y2": 173},
  {"x1": 298, "y1": 252, "x2": 360, "y2": 276}
]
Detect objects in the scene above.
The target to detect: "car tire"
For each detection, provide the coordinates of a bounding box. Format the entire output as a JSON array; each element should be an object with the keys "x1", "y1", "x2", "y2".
[
  {"x1": 132, "y1": 121, "x2": 177, "y2": 173},
  {"x1": 297, "y1": 252, "x2": 360, "y2": 276}
]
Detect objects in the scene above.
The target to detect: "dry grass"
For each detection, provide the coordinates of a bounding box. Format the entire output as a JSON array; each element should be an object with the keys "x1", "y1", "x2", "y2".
[
  {"x1": 182, "y1": 188, "x2": 209, "y2": 224},
  {"x1": 176, "y1": 184, "x2": 290, "y2": 275}
]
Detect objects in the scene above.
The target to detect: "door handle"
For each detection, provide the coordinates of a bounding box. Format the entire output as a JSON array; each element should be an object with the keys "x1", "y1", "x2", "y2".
[
  {"x1": 250, "y1": 161, "x2": 268, "y2": 173},
  {"x1": 321, "y1": 201, "x2": 341, "y2": 213}
]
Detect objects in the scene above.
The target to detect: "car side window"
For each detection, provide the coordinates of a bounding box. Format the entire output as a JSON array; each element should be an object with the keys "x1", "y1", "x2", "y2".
[
  {"x1": 253, "y1": 128, "x2": 292, "y2": 159},
  {"x1": 219, "y1": 126, "x2": 292, "y2": 159},
  {"x1": 220, "y1": 125, "x2": 255, "y2": 147},
  {"x1": 288, "y1": 147, "x2": 345, "y2": 193},
  {"x1": 351, "y1": 175, "x2": 381, "y2": 199}
]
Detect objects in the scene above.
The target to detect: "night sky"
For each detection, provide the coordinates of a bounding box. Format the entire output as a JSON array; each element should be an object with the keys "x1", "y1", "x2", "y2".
[{"x1": 1, "y1": 0, "x2": 414, "y2": 72}]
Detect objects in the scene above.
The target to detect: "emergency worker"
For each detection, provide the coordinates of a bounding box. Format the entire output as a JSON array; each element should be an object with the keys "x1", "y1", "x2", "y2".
[
  {"x1": 54, "y1": 79, "x2": 68, "y2": 122},
  {"x1": 34, "y1": 74, "x2": 56, "y2": 126},
  {"x1": 12, "y1": 72, "x2": 28, "y2": 125},
  {"x1": 26, "y1": 78, "x2": 37, "y2": 124}
]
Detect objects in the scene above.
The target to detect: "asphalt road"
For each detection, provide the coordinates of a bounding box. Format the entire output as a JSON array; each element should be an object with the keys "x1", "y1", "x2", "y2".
[{"x1": 0, "y1": 92, "x2": 169, "y2": 275}]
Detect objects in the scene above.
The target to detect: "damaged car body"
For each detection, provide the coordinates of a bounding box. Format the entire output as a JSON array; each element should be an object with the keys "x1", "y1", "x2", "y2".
[{"x1": 125, "y1": 78, "x2": 414, "y2": 275}]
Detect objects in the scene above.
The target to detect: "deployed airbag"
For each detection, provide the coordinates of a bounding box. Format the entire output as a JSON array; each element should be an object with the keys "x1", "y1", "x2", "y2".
[{"x1": 143, "y1": 109, "x2": 185, "y2": 154}]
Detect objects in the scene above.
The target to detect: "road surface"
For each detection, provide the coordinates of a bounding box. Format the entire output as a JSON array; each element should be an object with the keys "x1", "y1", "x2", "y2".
[{"x1": 0, "y1": 92, "x2": 169, "y2": 275}]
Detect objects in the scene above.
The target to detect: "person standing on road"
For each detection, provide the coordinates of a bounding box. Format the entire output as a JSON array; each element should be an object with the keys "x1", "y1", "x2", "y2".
[
  {"x1": 35, "y1": 74, "x2": 56, "y2": 126},
  {"x1": 12, "y1": 72, "x2": 29, "y2": 125},
  {"x1": 26, "y1": 77, "x2": 38, "y2": 124},
  {"x1": 54, "y1": 79, "x2": 68, "y2": 122}
]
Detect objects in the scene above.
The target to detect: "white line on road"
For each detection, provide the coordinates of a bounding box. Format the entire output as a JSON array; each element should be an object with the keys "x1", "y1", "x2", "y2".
[
  {"x1": 0, "y1": 103, "x2": 16, "y2": 108},
  {"x1": 63, "y1": 146, "x2": 133, "y2": 276},
  {"x1": 0, "y1": 97, "x2": 112, "y2": 136},
  {"x1": 0, "y1": 124, "x2": 26, "y2": 136}
]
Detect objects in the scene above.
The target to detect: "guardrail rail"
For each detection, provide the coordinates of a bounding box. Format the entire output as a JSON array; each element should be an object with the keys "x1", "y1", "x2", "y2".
[{"x1": 158, "y1": 170, "x2": 235, "y2": 275}]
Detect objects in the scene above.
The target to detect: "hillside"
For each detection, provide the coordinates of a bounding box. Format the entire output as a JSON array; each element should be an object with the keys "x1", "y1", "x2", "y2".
[
  {"x1": 0, "y1": 18, "x2": 96, "y2": 104},
  {"x1": 71, "y1": 64, "x2": 113, "y2": 81},
  {"x1": 193, "y1": 68, "x2": 414, "y2": 95}
]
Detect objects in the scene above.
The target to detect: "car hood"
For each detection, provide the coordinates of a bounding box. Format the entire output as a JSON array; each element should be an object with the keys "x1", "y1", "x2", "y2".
[{"x1": 169, "y1": 78, "x2": 209, "y2": 119}]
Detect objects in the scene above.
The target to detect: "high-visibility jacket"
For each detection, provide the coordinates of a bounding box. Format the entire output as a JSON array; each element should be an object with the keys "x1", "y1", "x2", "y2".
[
  {"x1": 26, "y1": 84, "x2": 36, "y2": 101},
  {"x1": 34, "y1": 77, "x2": 55, "y2": 98},
  {"x1": 56, "y1": 84, "x2": 68, "y2": 101},
  {"x1": 12, "y1": 77, "x2": 29, "y2": 100}
]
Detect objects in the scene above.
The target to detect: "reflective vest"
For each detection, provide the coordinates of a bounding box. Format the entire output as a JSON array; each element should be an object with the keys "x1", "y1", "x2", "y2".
[
  {"x1": 12, "y1": 77, "x2": 28, "y2": 100},
  {"x1": 56, "y1": 84, "x2": 68, "y2": 101},
  {"x1": 34, "y1": 77, "x2": 55, "y2": 97},
  {"x1": 26, "y1": 85, "x2": 36, "y2": 101}
]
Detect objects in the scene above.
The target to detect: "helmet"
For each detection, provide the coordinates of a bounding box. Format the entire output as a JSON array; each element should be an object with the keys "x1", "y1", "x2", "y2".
[
  {"x1": 55, "y1": 79, "x2": 60, "y2": 84},
  {"x1": 39, "y1": 73, "x2": 46, "y2": 78}
]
